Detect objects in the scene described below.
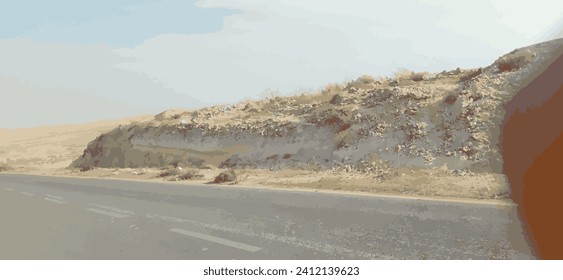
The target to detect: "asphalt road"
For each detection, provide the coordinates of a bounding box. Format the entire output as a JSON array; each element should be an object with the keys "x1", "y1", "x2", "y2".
[{"x1": 0, "y1": 173, "x2": 534, "y2": 259}]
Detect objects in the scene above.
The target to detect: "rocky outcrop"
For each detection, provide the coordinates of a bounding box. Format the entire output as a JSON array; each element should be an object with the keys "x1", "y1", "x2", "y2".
[{"x1": 70, "y1": 39, "x2": 563, "y2": 176}]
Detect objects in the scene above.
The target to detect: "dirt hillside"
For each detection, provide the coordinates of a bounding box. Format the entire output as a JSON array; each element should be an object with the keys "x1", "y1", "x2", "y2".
[{"x1": 71, "y1": 40, "x2": 562, "y2": 177}]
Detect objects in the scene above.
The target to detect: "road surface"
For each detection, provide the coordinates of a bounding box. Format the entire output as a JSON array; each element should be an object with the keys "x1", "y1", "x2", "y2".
[{"x1": 0, "y1": 174, "x2": 534, "y2": 259}]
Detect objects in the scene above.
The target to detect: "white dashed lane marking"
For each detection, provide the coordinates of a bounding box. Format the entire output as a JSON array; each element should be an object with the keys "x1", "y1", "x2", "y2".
[
  {"x1": 4, "y1": 188, "x2": 14, "y2": 191},
  {"x1": 86, "y1": 208, "x2": 130, "y2": 219},
  {"x1": 45, "y1": 197, "x2": 67, "y2": 204},
  {"x1": 170, "y1": 228, "x2": 262, "y2": 253},
  {"x1": 46, "y1": 194, "x2": 64, "y2": 200},
  {"x1": 21, "y1": 192, "x2": 34, "y2": 196},
  {"x1": 87, "y1": 203, "x2": 134, "y2": 215}
]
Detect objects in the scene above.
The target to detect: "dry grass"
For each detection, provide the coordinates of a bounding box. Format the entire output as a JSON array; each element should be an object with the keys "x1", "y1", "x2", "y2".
[{"x1": 0, "y1": 162, "x2": 10, "y2": 172}]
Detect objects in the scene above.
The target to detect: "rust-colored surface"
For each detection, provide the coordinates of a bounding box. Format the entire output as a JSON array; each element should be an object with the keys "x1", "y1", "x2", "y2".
[
  {"x1": 502, "y1": 55, "x2": 563, "y2": 259},
  {"x1": 523, "y1": 131, "x2": 563, "y2": 259}
]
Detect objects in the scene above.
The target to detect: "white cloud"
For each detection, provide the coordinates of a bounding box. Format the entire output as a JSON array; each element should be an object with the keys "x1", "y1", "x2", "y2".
[
  {"x1": 1, "y1": 0, "x2": 561, "y2": 127},
  {"x1": 115, "y1": 0, "x2": 562, "y2": 103}
]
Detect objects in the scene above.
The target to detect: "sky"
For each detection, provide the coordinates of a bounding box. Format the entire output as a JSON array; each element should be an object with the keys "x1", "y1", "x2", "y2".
[{"x1": 1, "y1": 0, "x2": 562, "y2": 128}]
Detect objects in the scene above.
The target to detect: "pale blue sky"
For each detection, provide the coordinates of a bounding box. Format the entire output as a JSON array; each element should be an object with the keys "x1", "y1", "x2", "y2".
[
  {"x1": 0, "y1": 0, "x2": 561, "y2": 128},
  {"x1": 0, "y1": 0, "x2": 235, "y2": 46}
]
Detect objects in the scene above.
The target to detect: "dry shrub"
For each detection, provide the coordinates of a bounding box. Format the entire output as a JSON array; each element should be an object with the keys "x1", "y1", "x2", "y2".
[
  {"x1": 158, "y1": 166, "x2": 203, "y2": 180},
  {"x1": 356, "y1": 75, "x2": 376, "y2": 84},
  {"x1": 294, "y1": 89, "x2": 334, "y2": 106},
  {"x1": 0, "y1": 162, "x2": 9, "y2": 172},
  {"x1": 393, "y1": 68, "x2": 413, "y2": 80},
  {"x1": 322, "y1": 83, "x2": 344, "y2": 95},
  {"x1": 460, "y1": 68, "x2": 483, "y2": 82},
  {"x1": 345, "y1": 75, "x2": 377, "y2": 90},
  {"x1": 411, "y1": 71, "x2": 434, "y2": 82},
  {"x1": 495, "y1": 51, "x2": 534, "y2": 73},
  {"x1": 309, "y1": 110, "x2": 351, "y2": 133},
  {"x1": 157, "y1": 166, "x2": 179, "y2": 177},
  {"x1": 177, "y1": 170, "x2": 203, "y2": 180}
]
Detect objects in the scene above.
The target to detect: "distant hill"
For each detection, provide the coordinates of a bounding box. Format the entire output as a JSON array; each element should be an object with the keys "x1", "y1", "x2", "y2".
[{"x1": 0, "y1": 115, "x2": 152, "y2": 172}]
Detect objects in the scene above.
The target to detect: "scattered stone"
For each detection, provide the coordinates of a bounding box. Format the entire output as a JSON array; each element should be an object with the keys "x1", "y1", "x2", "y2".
[
  {"x1": 452, "y1": 169, "x2": 467, "y2": 176},
  {"x1": 213, "y1": 170, "x2": 237, "y2": 183},
  {"x1": 177, "y1": 170, "x2": 203, "y2": 180},
  {"x1": 329, "y1": 94, "x2": 343, "y2": 105},
  {"x1": 421, "y1": 73, "x2": 436, "y2": 81},
  {"x1": 444, "y1": 94, "x2": 457, "y2": 105},
  {"x1": 80, "y1": 166, "x2": 93, "y2": 172}
]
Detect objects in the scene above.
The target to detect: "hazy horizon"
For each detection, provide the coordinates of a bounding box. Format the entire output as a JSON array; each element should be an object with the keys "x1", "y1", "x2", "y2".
[{"x1": 1, "y1": 0, "x2": 562, "y2": 128}]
